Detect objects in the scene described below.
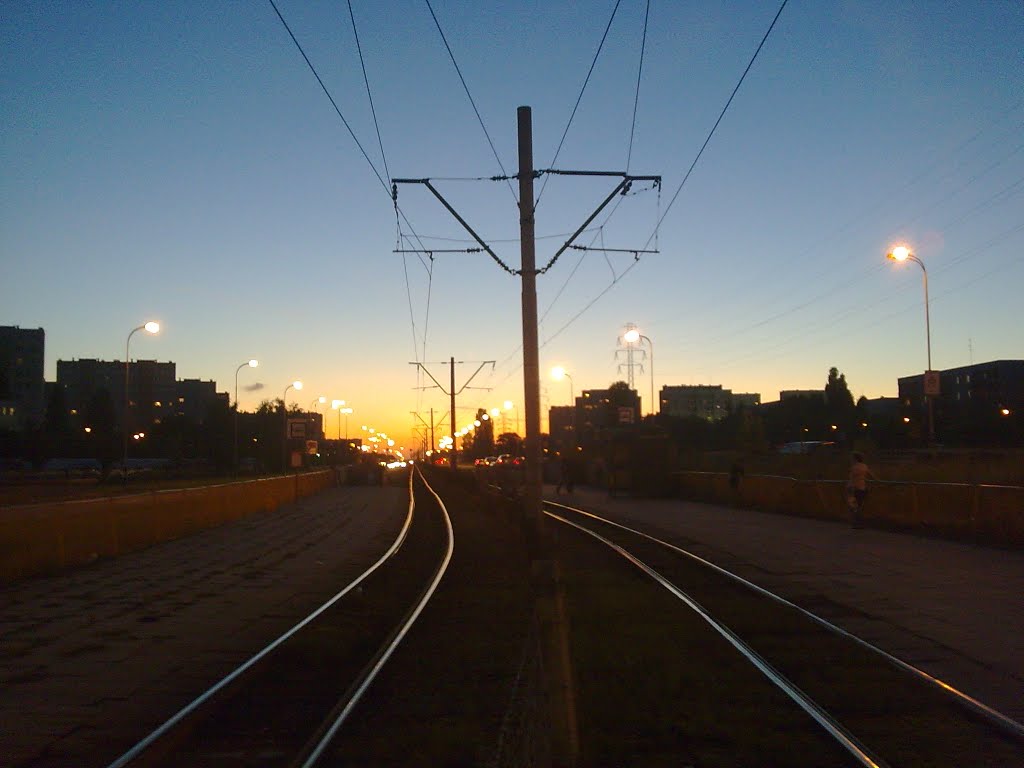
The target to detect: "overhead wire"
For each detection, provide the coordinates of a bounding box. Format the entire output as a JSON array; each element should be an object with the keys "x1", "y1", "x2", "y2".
[
  {"x1": 703, "y1": 221, "x2": 1024, "y2": 372},
  {"x1": 268, "y1": 0, "x2": 389, "y2": 196},
  {"x1": 535, "y1": 0, "x2": 623, "y2": 209},
  {"x1": 689, "y1": 108, "x2": 1024, "y2": 344},
  {"x1": 643, "y1": 0, "x2": 789, "y2": 251},
  {"x1": 625, "y1": 0, "x2": 651, "y2": 172},
  {"x1": 423, "y1": 0, "x2": 518, "y2": 203}
]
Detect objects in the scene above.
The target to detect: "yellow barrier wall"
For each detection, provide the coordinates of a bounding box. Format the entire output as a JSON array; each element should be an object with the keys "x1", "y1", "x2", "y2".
[
  {"x1": 675, "y1": 471, "x2": 1024, "y2": 546},
  {"x1": 0, "y1": 471, "x2": 335, "y2": 583}
]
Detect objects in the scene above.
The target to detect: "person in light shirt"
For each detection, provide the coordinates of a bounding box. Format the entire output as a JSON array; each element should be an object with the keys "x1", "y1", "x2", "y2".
[{"x1": 847, "y1": 452, "x2": 875, "y2": 528}]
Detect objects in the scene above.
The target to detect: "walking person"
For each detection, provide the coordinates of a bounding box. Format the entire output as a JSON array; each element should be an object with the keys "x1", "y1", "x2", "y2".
[
  {"x1": 556, "y1": 454, "x2": 573, "y2": 495},
  {"x1": 847, "y1": 452, "x2": 875, "y2": 528}
]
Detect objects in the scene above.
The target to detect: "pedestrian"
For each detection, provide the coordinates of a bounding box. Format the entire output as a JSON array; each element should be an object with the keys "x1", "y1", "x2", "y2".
[
  {"x1": 728, "y1": 459, "x2": 745, "y2": 491},
  {"x1": 556, "y1": 454, "x2": 573, "y2": 495},
  {"x1": 847, "y1": 452, "x2": 875, "y2": 528}
]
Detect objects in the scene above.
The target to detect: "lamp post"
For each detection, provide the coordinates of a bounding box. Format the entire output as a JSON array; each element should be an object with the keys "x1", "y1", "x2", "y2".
[
  {"x1": 340, "y1": 407, "x2": 353, "y2": 440},
  {"x1": 123, "y1": 321, "x2": 160, "y2": 480},
  {"x1": 623, "y1": 327, "x2": 655, "y2": 416},
  {"x1": 550, "y1": 367, "x2": 574, "y2": 405},
  {"x1": 332, "y1": 399, "x2": 345, "y2": 439},
  {"x1": 310, "y1": 395, "x2": 326, "y2": 439},
  {"x1": 887, "y1": 245, "x2": 934, "y2": 443},
  {"x1": 234, "y1": 359, "x2": 258, "y2": 473},
  {"x1": 282, "y1": 380, "x2": 302, "y2": 471}
]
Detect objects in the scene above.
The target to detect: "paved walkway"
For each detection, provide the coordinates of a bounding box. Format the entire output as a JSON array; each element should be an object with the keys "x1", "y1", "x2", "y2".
[
  {"x1": 0, "y1": 484, "x2": 407, "y2": 768},
  {"x1": 544, "y1": 484, "x2": 1024, "y2": 725}
]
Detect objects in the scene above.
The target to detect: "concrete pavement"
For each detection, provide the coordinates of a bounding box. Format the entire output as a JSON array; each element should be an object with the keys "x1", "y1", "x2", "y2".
[{"x1": 0, "y1": 484, "x2": 408, "y2": 768}]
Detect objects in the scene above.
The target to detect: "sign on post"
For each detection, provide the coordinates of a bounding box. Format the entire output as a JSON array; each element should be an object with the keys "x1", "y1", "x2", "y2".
[
  {"x1": 287, "y1": 419, "x2": 307, "y2": 439},
  {"x1": 923, "y1": 371, "x2": 940, "y2": 396}
]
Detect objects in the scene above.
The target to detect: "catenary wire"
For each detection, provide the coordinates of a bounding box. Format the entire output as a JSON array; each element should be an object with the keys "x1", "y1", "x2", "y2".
[
  {"x1": 348, "y1": 0, "x2": 391, "y2": 184},
  {"x1": 643, "y1": 0, "x2": 789, "y2": 251},
  {"x1": 625, "y1": 0, "x2": 651, "y2": 172},
  {"x1": 423, "y1": 0, "x2": 518, "y2": 203},
  {"x1": 535, "y1": 0, "x2": 624, "y2": 208},
  {"x1": 268, "y1": 0, "x2": 389, "y2": 196}
]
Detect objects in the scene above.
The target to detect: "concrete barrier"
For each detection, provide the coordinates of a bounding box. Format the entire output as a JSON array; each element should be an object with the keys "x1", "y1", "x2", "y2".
[
  {"x1": 0, "y1": 471, "x2": 335, "y2": 583},
  {"x1": 675, "y1": 471, "x2": 1024, "y2": 546}
]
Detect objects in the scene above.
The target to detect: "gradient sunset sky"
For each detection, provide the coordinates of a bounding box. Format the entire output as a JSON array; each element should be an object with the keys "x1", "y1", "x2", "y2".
[{"x1": 3, "y1": 1, "x2": 1022, "y2": 448}]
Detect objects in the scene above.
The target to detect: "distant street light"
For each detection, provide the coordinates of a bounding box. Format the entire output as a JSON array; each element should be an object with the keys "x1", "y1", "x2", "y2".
[
  {"x1": 623, "y1": 327, "x2": 655, "y2": 416},
  {"x1": 332, "y1": 399, "x2": 346, "y2": 439},
  {"x1": 887, "y1": 245, "x2": 934, "y2": 443},
  {"x1": 309, "y1": 395, "x2": 326, "y2": 439},
  {"x1": 282, "y1": 380, "x2": 302, "y2": 471},
  {"x1": 503, "y1": 400, "x2": 519, "y2": 435},
  {"x1": 123, "y1": 321, "x2": 160, "y2": 480},
  {"x1": 340, "y1": 406, "x2": 353, "y2": 439},
  {"x1": 234, "y1": 359, "x2": 259, "y2": 473},
  {"x1": 551, "y1": 366, "x2": 574, "y2": 405}
]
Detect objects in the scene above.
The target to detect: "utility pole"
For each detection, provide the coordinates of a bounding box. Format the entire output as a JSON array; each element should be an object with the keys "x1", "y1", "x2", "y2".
[
  {"x1": 410, "y1": 407, "x2": 441, "y2": 453},
  {"x1": 409, "y1": 359, "x2": 494, "y2": 471},
  {"x1": 519, "y1": 106, "x2": 580, "y2": 767},
  {"x1": 394, "y1": 105, "x2": 658, "y2": 768}
]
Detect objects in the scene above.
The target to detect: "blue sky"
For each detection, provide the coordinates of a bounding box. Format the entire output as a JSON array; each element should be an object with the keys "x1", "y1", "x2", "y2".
[{"x1": 3, "y1": 1, "x2": 1022, "y2": 447}]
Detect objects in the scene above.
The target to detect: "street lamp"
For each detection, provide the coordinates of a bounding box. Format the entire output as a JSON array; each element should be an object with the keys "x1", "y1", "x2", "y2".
[
  {"x1": 332, "y1": 399, "x2": 346, "y2": 439},
  {"x1": 624, "y1": 327, "x2": 655, "y2": 416},
  {"x1": 124, "y1": 321, "x2": 160, "y2": 479},
  {"x1": 551, "y1": 366, "x2": 574, "y2": 405},
  {"x1": 282, "y1": 380, "x2": 302, "y2": 471},
  {"x1": 234, "y1": 359, "x2": 258, "y2": 473},
  {"x1": 340, "y1": 407, "x2": 353, "y2": 439},
  {"x1": 310, "y1": 395, "x2": 326, "y2": 439},
  {"x1": 887, "y1": 245, "x2": 934, "y2": 443}
]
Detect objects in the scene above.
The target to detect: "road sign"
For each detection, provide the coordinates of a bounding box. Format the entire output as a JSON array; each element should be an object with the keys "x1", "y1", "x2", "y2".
[
  {"x1": 287, "y1": 419, "x2": 306, "y2": 439},
  {"x1": 305, "y1": 440, "x2": 318, "y2": 455},
  {"x1": 617, "y1": 406, "x2": 635, "y2": 425},
  {"x1": 923, "y1": 371, "x2": 940, "y2": 396}
]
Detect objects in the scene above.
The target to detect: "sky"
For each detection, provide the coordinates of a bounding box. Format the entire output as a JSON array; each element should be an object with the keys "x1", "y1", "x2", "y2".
[{"x1": 3, "y1": 1, "x2": 1023, "y2": 450}]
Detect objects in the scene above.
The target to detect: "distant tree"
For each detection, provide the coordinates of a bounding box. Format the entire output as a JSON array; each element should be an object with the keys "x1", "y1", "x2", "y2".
[
  {"x1": 824, "y1": 367, "x2": 856, "y2": 440},
  {"x1": 607, "y1": 381, "x2": 634, "y2": 407},
  {"x1": 495, "y1": 432, "x2": 522, "y2": 455},
  {"x1": 824, "y1": 367, "x2": 854, "y2": 412}
]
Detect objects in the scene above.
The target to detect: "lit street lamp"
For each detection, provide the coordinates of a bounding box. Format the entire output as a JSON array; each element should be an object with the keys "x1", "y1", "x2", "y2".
[
  {"x1": 282, "y1": 380, "x2": 303, "y2": 471},
  {"x1": 550, "y1": 366, "x2": 574, "y2": 405},
  {"x1": 310, "y1": 395, "x2": 326, "y2": 439},
  {"x1": 234, "y1": 359, "x2": 258, "y2": 473},
  {"x1": 623, "y1": 327, "x2": 655, "y2": 416},
  {"x1": 887, "y1": 245, "x2": 934, "y2": 443},
  {"x1": 123, "y1": 321, "x2": 160, "y2": 480}
]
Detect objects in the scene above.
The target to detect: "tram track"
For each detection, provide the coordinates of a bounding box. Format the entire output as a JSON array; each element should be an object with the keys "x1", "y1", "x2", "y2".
[
  {"x1": 106, "y1": 467, "x2": 453, "y2": 768},
  {"x1": 545, "y1": 498, "x2": 1024, "y2": 767}
]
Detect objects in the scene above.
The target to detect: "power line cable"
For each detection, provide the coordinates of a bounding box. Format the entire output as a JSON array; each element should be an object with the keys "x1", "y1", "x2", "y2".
[
  {"x1": 644, "y1": 0, "x2": 788, "y2": 250},
  {"x1": 536, "y1": 0, "x2": 624, "y2": 208},
  {"x1": 625, "y1": 0, "x2": 651, "y2": 172},
  {"x1": 347, "y1": 0, "x2": 391, "y2": 184},
  {"x1": 423, "y1": 0, "x2": 518, "y2": 202},
  {"x1": 268, "y1": 0, "x2": 389, "y2": 196}
]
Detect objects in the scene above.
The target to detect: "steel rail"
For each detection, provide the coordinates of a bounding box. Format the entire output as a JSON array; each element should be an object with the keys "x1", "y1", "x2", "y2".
[
  {"x1": 106, "y1": 483, "x2": 418, "y2": 768},
  {"x1": 545, "y1": 499, "x2": 1024, "y2": 743},
  {"x1": 300, "y1": 466, "x2": 455, "y2": 766},
  {"x1": 546, "y1": 509, "x2": 887, "y2": 768}
]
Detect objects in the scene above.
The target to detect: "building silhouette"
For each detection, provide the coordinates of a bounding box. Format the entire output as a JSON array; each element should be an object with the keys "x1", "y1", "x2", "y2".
[{"x1": 0, "y1": 326, "x2": 45, "y2": 430}]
